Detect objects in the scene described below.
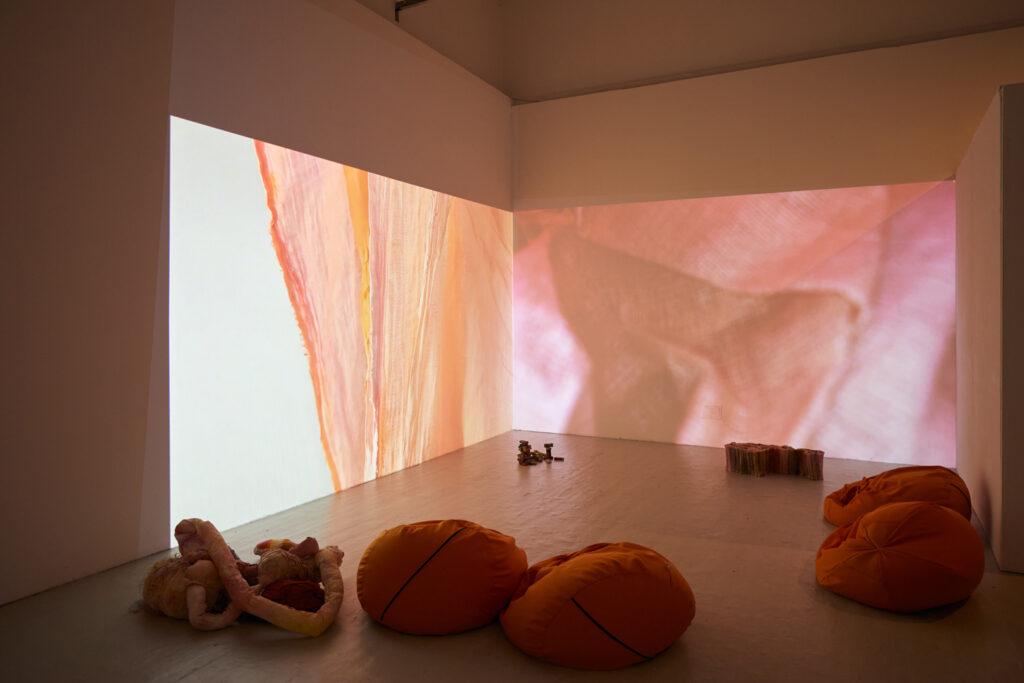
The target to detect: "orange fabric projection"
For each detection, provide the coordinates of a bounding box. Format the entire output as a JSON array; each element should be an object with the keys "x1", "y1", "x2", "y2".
[
  {"x1": 514, "y1": 182, "x2": 955, "y2": 465},
  {"x1": 256, "y1": 143, "x2": 511, "y2": 490}
]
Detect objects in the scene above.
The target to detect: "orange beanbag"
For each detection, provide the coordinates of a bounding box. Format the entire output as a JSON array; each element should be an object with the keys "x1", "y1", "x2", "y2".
[
  {"x1": 357, "y1": 519, "x2": 527, "y2": 634},
  {"x1": 500, "y1": 543, "x2": 695, "y2": 670},
  {"x1": 816, "y1": 501, "x2": 984, "y2": 612},
  {"x1": 823, "y1": 465, "x2": 971, "y2": 526}
]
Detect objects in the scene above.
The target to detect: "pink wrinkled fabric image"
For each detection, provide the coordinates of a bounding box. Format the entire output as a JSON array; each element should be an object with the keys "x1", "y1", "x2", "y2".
[
  {"x1": 513, "y1": 182, "x2": 955, "y2": 465},
  {"x1": 256, "y1": 142, "x2": 512, "y2": 490}
]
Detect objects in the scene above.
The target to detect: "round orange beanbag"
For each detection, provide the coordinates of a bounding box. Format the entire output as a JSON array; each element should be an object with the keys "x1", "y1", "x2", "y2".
[
  {"x1": 500, "y1": 543, "x2": 696, "y2": 670},
  {"x1": 816, "y1": 501, "x2": 984, "y2": 612},
  {"x1": 357, "y1": 519, "x2": 527, "y2": 634},
  {"x1": 823, "y1": 465, "x2": 971, "y2": 526}
]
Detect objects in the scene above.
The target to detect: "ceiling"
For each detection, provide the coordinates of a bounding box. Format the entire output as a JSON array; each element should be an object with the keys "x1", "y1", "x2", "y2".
[{"x1": 343, "y1": 0, "x2": 1024, "y2": 103}]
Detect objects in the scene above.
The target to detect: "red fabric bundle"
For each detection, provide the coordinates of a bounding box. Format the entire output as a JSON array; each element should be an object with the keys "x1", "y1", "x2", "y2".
[{"x1": 262, "y1": 579, "x2": 325, "y2": 613}]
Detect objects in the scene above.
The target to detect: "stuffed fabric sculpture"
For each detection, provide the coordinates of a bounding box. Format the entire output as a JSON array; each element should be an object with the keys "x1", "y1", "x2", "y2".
[
  {"x1": 143, "y1": 519, "x2": 344, "y2": 636},
  {"x1": 500, "y1": 542, "x2": 696, "y2": 670},
  {"x1": 823, "y1": 465, "x2": 971, "y2": 526},
  {"x1": 357, "y1": 519, "x2": 527, "y2": 634},
  {"x1": 143, "y1": 554, "x2": 245, "y2": 631},
  {"x1": 816, "y1": 501, "x2": 984, "y2": 612}
]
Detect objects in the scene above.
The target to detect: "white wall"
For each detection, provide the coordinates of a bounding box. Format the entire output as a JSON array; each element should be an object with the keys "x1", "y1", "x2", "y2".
[
  {"x1": 1, "y1": 1, "x2": 175, "y2": 605},
  {"x1": 956, "y1": 93, "x2": 1005, "y2": 565},
  {"x1": 513, "y1": 27, "x2": 1024, "y2": 209},
  {"x1": 353, "y1": 0, "x2": 506, "y2": 94},
  {"x1": 171, "y1": 0, "x2": 512, "y2": 210},
  {"x1": 956, "y1": 83, "x2": 1024, "y2": 572}
]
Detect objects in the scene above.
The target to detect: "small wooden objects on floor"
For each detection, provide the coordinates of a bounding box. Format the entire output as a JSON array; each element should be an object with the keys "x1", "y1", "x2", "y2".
[
  {"x1": 724, "y1": 442, "x2": 823, "y2": 480},
  {"x1": 517, "y1": 439, "x2": 563, "y2": 465}
]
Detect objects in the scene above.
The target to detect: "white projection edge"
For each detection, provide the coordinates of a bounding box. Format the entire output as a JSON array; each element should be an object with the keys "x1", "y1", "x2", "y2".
[{"x1": 169, "y1": 116, "x2": 331, "y2": 542}]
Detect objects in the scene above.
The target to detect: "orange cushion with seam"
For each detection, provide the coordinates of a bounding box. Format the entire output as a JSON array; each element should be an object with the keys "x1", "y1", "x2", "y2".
[
  {"x1": 357, "y1": 519, "x2": 527, "y2": 634},
  {"x1": 823, "y1": 465, "x2": 971, "y2": 526},
  {"x1": 816, "y1": 501, "x2": 984, "y2": 612},
  {"x1": 500, "y1": 542, "x2": 695, "y2": 670}
]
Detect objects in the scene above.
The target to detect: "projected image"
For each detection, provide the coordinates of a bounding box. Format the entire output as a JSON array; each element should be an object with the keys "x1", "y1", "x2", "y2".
[
  {"x1": 170, "y1": 118, "x2": 512, "y2": 534},
  {"x1": 514, "y1": 182, "x2": 955, "y2": 465}
]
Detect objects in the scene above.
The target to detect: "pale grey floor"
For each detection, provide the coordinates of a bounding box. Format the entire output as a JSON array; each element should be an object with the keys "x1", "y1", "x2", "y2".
[{"x1": 1, "y1": 431, "x2": 1022, "y2": 682}]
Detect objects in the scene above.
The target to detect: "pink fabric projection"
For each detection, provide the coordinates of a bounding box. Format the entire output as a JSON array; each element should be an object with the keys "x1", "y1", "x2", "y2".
[
  {"x1": 256, "y1": 143, "x2": 512, "y2": 490},
  {"x1": 514, "y1": 182, "x2": 955, "y2": 465}
]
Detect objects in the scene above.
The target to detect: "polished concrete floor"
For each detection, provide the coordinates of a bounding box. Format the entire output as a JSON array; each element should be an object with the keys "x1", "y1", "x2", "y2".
[{"x1": 1, "y1": 431, "x2": 1022, "y2": 681}]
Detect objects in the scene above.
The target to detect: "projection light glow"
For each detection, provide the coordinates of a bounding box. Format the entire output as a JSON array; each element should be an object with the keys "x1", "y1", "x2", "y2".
[
  {"x1": 170, "y1": 118, "x2": 954, "y2": 537},
  {"x1": 513, "y1": 182, "x2": 956, "y2": 466},
  {"x1": 170, "y1": 118, "x2": 512, "y2": 535}
]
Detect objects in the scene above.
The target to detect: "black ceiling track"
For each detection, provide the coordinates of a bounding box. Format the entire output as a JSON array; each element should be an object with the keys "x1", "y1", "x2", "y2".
[{"x1": 395, "y1": 0, "x2": 430, "y2": 22}]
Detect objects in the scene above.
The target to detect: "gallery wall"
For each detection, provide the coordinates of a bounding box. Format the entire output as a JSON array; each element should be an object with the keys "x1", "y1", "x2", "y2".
[
  {"x1": 2, "y1": 0, "x2": 176, "y2": 605},
  {"x1": 957, "y1": 84, "x2": 1024, "y2": 572},
  {"x1": 513, "y1": 27, "x2": 1024, "y2": 209},
  {"x1": 170, "y1": 0, "x2": 512, "y2": 211},
  {"x1": 1003, "y1": 85, "x2": 1024, "y2": 572},
  {"x1": 956, "y1": 94, "x2": 1003, "y2": 565}
]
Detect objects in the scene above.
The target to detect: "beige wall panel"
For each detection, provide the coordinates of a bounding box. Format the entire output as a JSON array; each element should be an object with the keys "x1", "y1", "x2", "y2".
[
  {"x1": 514, "y1": 28, "x2": 1024, "y2": 209},
  {"x1": 956, "y1": 93, "x2": 1004, "y2": 564},
  {"x1": 171, "y1": 0, "x2": 512, "y2": 210},
  {"x1": 999, "y1": 83, "x2": 1024, "y2": 571},
  {"x1": 1, "y1": 0, "x2": 175, "y2": 604}
]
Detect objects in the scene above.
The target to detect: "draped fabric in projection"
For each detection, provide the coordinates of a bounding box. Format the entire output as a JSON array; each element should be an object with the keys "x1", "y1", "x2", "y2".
[
  {"x1": 256, "y1": 143, "x2": 513, "y2": 490},
  {"x1": 513, "y1": 182, "x2": 955, "y2": 466},
  {"x1": 171, "y1": 118, "x2": 510, "y2": 534}
]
